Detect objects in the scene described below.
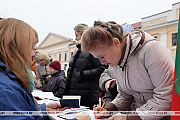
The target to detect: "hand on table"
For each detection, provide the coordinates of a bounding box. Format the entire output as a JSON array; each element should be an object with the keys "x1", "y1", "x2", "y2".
[
  {"x1": 93, "y1": 106, "x2": 110, "y2": 119},
  {"x1": 75, "y1": 112, "x2": 91, "y2": 120},
  {"x1": 107, "y1": 113, "x2": 127, "y2": 120},
  {"x1": 46, "y1": 102, "x2": 70, "y2": 113}
]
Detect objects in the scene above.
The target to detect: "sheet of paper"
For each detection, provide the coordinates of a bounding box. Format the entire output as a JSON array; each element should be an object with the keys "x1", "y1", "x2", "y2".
[
  {"x1": 56, "y1": 110, "x2": 107, "y2": 120},
  {"x1": 66, "y1": 106, "x2": 90, "y2": 111},
  {"x1": 32, "y1": 90, "x2": 59, "y2": 100},
  {"x1": 37, "y1": 99, "x2": 59, "y2": 104}
]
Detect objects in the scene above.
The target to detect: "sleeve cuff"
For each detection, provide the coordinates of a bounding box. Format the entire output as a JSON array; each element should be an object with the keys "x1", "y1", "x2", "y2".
[
  {"x1": 39, "y1": 103, "x2": 46, "y2": 111},
  {"x1": 104, "y1": 103, "x2": 118, "y2": 111}
]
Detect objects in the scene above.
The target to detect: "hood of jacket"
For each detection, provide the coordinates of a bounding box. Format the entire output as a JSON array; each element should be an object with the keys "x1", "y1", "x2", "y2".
[
  {"x1": 119, "y1": 30, "x2": 157, "y2": 70},
  {"x1": 0, "y1": 61, "x2": 19, "y2": 80}
]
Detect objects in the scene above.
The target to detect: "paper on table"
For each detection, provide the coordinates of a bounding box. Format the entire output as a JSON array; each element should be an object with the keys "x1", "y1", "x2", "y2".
[
  {"x1": 64, "y1": 106, "x2": 90, "y2": 112},
  {"x1": 57, "y1": 110, "x2": 107, "y2": 120},
  {"x1": 32, "y1": 90, "x2": 59, "y2": 100},
  {"x1": 37, "y1": 99, "x2": 59, "y2": 104},
  {"x1": 87, "y1": 111, "x2": 107, "y2": 120}
]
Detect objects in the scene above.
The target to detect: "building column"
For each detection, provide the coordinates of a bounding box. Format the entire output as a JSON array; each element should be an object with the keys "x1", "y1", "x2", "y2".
[{"x1": 160, "y1": 31, "x2": 167, "y2": 47}]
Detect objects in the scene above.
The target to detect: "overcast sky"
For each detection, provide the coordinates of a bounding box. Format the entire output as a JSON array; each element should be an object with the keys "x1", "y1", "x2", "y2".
[{"x1": 0, "y1": 0, "x2": 179, "y2": 46}]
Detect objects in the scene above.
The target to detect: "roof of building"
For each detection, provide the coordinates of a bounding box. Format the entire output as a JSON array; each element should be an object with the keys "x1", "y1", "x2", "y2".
[
  {"x1": 131, "y1": 22, "x2": 141, "y2": 29},
  {"x1": 38, "y1": 32, "x2": 73, "y2": 48},
  {"x1": 142, "y1": 2, "x2": 180, "y2": 20}
]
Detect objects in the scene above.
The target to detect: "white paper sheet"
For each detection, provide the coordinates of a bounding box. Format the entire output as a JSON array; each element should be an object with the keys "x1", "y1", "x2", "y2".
[
  {"x1": 56, "y1": 110, "x2": 107, "y2": 120},
  {"x1": 32, "y1": 90, "x2": 59, "y2": 101},
  {"x1": 37, "y1": 99, "x2": 59, "y2": 104}
]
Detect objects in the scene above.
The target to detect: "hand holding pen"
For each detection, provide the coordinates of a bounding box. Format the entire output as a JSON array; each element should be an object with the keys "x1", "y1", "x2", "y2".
[{"x1": 94, "y1": 99, "x2": 109, "y2": 119}]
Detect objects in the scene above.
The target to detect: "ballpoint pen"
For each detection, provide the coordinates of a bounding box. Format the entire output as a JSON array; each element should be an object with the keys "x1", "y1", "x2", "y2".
[{"x1": 96, "y1": 99, "x2": 107, "y2": 119}]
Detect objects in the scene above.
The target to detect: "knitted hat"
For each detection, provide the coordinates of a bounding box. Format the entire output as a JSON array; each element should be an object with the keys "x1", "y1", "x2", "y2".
[{"x1": 49, "y1": 60, "x2": 61, "y2": 70}]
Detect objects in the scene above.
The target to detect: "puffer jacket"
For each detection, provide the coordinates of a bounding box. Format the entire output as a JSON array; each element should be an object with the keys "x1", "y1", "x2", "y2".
[
  {"x1": 105, "y1": 30, "x2": 174, "y2": 120},
  {"x1": 42, "y1": 70, "x2": 66, "y2": 98},
  {"x1": 64, "y1": 44, "x2": 106, "y2": 109}
]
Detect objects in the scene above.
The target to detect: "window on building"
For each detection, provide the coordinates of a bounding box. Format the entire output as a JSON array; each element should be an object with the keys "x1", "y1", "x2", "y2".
[
  {"x1": 64, "y1": 52, "x2": 67, "y2": 61},
  {"x1": 59, "y1": 54, "x2": 61, "y2": 61},
  {"x1": 71, "y1": 51, "x2": 73, "y2": 58},
  {"x1": 154, "y1": 36, "x2": 157, "y2": 39},
  {"x1": 64, "y1": 64, "x2": 67, "y2": 71},
  {"x1": 53, "y1": 54, "x2": 56, "y2": 59},
  {"x1": 172, "y1": 33, "x2": 178, "y2": 46}
]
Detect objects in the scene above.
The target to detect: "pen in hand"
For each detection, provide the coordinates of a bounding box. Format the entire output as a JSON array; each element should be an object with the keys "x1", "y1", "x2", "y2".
[{"x1": 96, "y1": 99, "x2": 107, "y2": 119}]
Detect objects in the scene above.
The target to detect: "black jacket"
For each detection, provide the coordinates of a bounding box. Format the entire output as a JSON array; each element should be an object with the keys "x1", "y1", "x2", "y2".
[
  {"x1": 42, "y1": 70, "x2": 66, "y2": 98},
  {"x1": 64, "y1": 44, "x2": 106, "y2": 109}
]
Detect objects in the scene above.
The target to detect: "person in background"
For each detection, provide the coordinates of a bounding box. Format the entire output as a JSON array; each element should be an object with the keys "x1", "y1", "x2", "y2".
[
  {"x1": 0, "y1": 18, "x2": 67, "y2": 120},
  {"x1": 42, "y1": 60, "x2": 66, "y2": 98},
  {"x1": 31, "y1": 44, "x2": 38, "y2": 75},
  {"x1": 64, "y1": 23, "x2": 107, "y2": 110},
  {"x1": 34, "y1": 50, "x2": 52, "y2": 89},
  {"x1": 81, "y1": 21, "x2": 174, "y2": 120}
]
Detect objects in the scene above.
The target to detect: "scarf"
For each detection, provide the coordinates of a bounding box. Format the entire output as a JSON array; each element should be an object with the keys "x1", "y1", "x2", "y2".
[{"x1": 28, "y1": 68, "x2": 35, "y2": 93}]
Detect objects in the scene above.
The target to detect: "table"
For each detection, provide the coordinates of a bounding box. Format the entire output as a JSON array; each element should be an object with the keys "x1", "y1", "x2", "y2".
[{"x1": 32, "y1": 90, "x2": 107, "y2": 120}]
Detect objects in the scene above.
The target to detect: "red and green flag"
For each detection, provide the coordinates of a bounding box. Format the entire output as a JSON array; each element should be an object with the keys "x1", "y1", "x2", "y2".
[{"x1": 171, "y1": 7, "x2": 180, "y2": 120}]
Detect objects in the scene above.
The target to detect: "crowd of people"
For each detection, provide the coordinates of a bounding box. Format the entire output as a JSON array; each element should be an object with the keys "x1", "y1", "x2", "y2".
[{"x1": 0, "y1": 18, "x2": 175, "y2": 120}]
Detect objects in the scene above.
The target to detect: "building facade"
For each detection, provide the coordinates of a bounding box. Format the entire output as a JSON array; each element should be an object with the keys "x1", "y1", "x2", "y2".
[
  {"x1": 38, "y1": 33, "x2": 76, "y2": 71},
  {"x1": 38, "y1": 2, "x2": 179, "y2": 71},
  {"x1": 141, "y1": 2, "x2": 179, "y2": 56}
]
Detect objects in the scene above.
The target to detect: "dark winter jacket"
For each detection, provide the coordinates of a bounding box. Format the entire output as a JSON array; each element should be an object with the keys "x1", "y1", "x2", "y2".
[
  {"x1": 64, "y1": 44, "x2": 106, "y2": 109},
  {"x1": 42, "y1": 70, "x2": 66, "y2": 98}
]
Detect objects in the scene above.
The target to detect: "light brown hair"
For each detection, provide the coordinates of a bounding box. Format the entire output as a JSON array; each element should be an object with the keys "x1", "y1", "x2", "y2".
[
  {"x1": 81, "y1": 21, "x2": 124, "y2": 52},
  {"x1": 0, "y1": 18, "x2": 39, "y2": 92}
]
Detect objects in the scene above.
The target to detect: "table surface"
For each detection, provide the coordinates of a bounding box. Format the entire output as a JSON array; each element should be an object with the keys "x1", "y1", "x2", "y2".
[
  {"x1": 48, "y1": 110, "x2": 107, "y2": 120},
  {"x1": 32, "y1": 90, "x2": 107, "y2": 120}
]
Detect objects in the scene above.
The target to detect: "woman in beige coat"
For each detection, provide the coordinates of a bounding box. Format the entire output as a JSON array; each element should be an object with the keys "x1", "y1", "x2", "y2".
[
  {"x1": 34, "y1": 50, "x2": 52, "y2": 88},
  {"x1": 81, "y1": 21, "x2": 174, "y2": 120}
]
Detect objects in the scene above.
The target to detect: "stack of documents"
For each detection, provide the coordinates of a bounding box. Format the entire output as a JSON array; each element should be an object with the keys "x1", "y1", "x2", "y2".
[{"x1": 32, "y1": 90, "x2": 59, "y2": 104}]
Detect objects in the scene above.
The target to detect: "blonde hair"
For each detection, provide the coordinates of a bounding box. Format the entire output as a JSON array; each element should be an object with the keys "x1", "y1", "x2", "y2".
[
  {"x1": 74, "y1": 23, "x2": 89, "y2": 35},
  {"x1": 34, "y1": 50, "x2": 50, "y2": 62},
  {"x1": 0, "y1": 18, "x2": 39, "y2": 92}
]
